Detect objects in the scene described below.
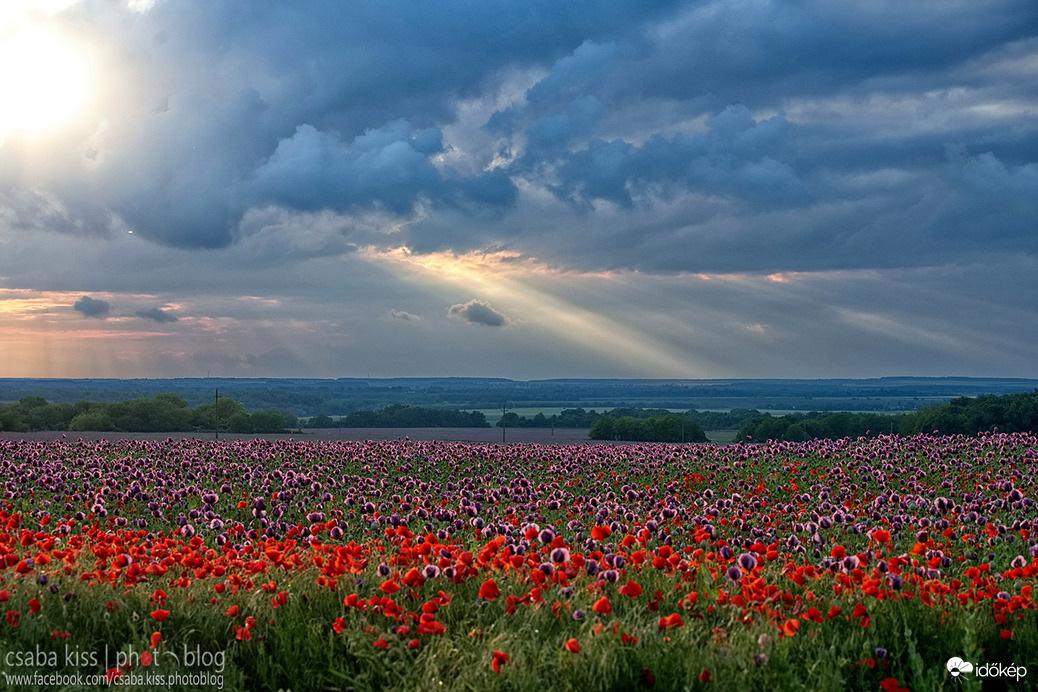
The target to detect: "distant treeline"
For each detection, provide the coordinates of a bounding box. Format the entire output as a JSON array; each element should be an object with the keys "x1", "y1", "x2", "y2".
[
  {"x1": 0, "y1": 394, "x2": 296, "y2": 434},
  {"x1": 498, "y1": 407, "x2": 764, "y2": 431},
  {"x1": 590, "y1": 414, "x2": 708, "y2": 443},
  {"x1": 735, "y1": 390, "x2": 1038, "y2": 441},
  {"x1": 586, "y1": 408, "x2": 763, "y2": 442},
  {"x1": 304, "y1": 405, "x2": 489, "y2": 428},
  {"x1": 497, "y1": 408, "x2": 599, "y2": 429},
  {"x1": 6, "y1": 390, "x2": 1038, "y2": 441},
  {"x1": 735, "y1": 411, "x2": 904, "y2": 442}
]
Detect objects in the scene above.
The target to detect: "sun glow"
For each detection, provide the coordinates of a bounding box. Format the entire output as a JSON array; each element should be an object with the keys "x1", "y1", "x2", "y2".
[
  {"x1": 0, "y1": 22, "x2": 93, "y2": 141},
  {"x1": 365, "y1": 247, "x2": 703, "y2": 377}
]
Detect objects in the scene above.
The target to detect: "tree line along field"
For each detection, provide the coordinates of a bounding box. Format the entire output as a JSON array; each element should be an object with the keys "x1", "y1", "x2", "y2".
[
  {"x1": 0, "y1": 434, "x2": 1034, "y2": 690},
  {"x1": 7, "y1": 390, "x2": 1038, "y2": 448}
]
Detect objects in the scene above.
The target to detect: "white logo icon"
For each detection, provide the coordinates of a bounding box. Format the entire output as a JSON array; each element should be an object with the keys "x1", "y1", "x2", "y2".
[{"x1": 947, "y1": 657, "x2": 974, "y2": 678}]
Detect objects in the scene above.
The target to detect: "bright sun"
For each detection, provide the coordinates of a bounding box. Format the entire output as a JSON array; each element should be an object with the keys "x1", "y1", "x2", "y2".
[{"x1": 0, "y1": 23, "x2": 92, "y2": 141}]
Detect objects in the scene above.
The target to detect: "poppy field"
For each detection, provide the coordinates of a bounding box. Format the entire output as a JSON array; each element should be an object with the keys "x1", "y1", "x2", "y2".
[{"x1": 0, "y1": 433, "x2": 1035, "y2": 691}]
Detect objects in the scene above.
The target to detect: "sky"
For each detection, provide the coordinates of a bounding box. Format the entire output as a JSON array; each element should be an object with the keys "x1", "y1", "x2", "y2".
[{"x1": 0, "y1": 0, "x2": 1036, "y2": 380}]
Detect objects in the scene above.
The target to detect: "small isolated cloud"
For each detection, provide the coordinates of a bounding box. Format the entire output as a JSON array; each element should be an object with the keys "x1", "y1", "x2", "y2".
[
  {"x1": 447, "y1": 299, "x2": 513, "y2": 327},
  {"x1": 388, "y1": 309, "x2": 421, "y2": 321},
  {"x1": 135, "y1": 307, "x2": 178, "y2": 323},
  {"x1": 73, "y1": 296, "x2": 110, "y2": 318}
]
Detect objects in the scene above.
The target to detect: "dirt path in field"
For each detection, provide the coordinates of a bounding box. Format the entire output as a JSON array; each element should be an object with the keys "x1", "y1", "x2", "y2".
[{"x1": 0, "y1": 427, "x2": 603, "y2": 445}]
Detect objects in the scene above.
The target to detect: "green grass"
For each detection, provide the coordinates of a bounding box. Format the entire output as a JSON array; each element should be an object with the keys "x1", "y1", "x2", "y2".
[{"x1": 2, "y1": 559, "x2": 1034, "y2": 691}]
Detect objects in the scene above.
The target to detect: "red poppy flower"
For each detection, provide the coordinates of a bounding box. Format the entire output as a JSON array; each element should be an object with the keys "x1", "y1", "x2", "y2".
[
  {"x1": 872, "y1": 529, "x2": 891, "y2": 543},
  {"x1": 408, "y1": 639, "x2": 420, "y2": 649},
  {"x1": 658, "y1": 613, "x2": 684, "y2": 630},
  {"x1": 591, "y1": 525, "x2": 611, "y2": 540},
  {"x1": 28, "y1": 598, "x2": 40, "y2": 614},
  {"x1": 478, "y1": 579, "x2": 501, "y2": 601},
  {"x1": 618, "y1": 580, "x2": 643, "y2": 598},
  {"x1": 564, "y1": 638, "x2": 580, "y2": 653},
  {"x1": 879, "y1": 678, "x2": 909, "y2": 692},
  {"x1": 781, "y1": 619, "x2": 800, "y2": 637},
  {"x1": 140, "y1": 651, "x2": 153, "y2": 667},
  {"x1": 225, "y1": 605, "x2": 240, "y2": 617},
  {"x1": 373, "y1": 637, "x2": 389, "y2": 649},
  {"x1": 333, "y1": 617, "x2": 346, "y2": 634},
  {"x1": 380, "y1": 579, "x2": 401, "y2": 595},
  {"x1": 150, "y1": 609, "x2": 170, "y2": 621},
  {"x1": 592, "y1": 596, "x2": 612, "y2": 615},
  {"x1": 6, "y1": 610, "x2": 19, "y2": 627},
  {"x1": 150, "y1": 632, "x2": 162, "y2": 649},
  {"x1": 698, "y1": 669, "x2": 713, "y2": 683},
  {"x1": 491, "y1": 650, "x2": 509, "y2": 673}
]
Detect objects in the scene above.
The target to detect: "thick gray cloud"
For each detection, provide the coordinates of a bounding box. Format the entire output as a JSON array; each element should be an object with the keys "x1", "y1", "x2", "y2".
[
  {"x1": 73, "y1": 296, "x2": 110, "y2": 318},
  {"x1": 0, "y1": 0, "x2": 675, "y2": 249},
  {"x1": 247, "y1": 121, "x2": 515, "y2": 216},
  {"x1": 1, "y1": 0, "x2": 1033, "y2": 271},
  {"x1": 544, "y1": 106, "x2": 808, "y2": 209},
  {"x1": 447, "y1": 300, "x2": 512, "y2": 327},
  {"x1": 134, "y1": 307, "x2": 178, "y2": 323},
  {"x1": 388, "y1": 310, "x2": 421, "y2": 322}
]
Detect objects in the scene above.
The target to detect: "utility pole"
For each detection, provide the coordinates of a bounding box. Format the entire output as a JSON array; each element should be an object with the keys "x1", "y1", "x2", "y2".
[{"x1": 501, "y1": 402, "x2": 508, "y2": 443}]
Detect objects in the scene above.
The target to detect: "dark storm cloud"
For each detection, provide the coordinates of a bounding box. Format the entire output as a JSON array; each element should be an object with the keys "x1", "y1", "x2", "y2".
[
  {"x1": 504, "y1": 0, "x2": 1038, "y2": 108},
  {"x1": 447, "y1": 300, "x2": 512, "y2": 327},
  {"x1": 545, "y1": 106, "x2": 808, "y2": 209},
  {"x1": 134, "y1": 307, "x2": 178, "y2": 323},
  {"x1": 73, "y1": 296, "x2": 110, "y2": 318},
  {"x1": 465, "y1": 0, "x2": 1037, "y2": 273},
  {"x1": 246, "y1": 121, "x2": 515, "y2": 216},
  {"x1": 1, "y1": 0, "x2": 1034, "y2": 277},
  {"x1": 0, "y1": 0, "x2": 674, "y2": 250}
]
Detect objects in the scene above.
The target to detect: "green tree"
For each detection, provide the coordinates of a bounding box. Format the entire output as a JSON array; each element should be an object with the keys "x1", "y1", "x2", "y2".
[
  {"x1": 251, "y1": 410, "x2": 289, "y2": 433},
  {"x1": 227, "y1": 412, "x2": 254, "y2": 433},
  {"x1": 68, "y1": 410, "x2": 116, "y2": 431},
  {"x1": 0, "y1": 406, "x2": 28, "y2": 432},
  {"x1": 588, "y1": 416, "x2": 615, "y2": 439},
  {"x1": 23, "y1": 403, "x2": 75, "y2": 431},
  {"x1": 192, "y1": 398, "x2": 248, "y2": 432},
  {"x1": 308, "y1": 413, "x2": 335, "y2": 428}
]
